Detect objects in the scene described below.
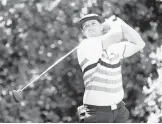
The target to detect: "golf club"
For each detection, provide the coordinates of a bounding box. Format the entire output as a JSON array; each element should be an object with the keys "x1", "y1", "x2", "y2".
[
  {"x1": 11, "y1": 18, "x2": 114, "y2": 103},
  {"x1": 12, "y1": 45, "x2": 79, "y2": 103}
]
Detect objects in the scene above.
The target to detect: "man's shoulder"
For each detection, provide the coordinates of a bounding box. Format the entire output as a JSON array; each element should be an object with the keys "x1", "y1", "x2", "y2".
[
  {"x1": 80, "y1": 38, "x2": 88, "y2": 45},
  {"x1": 77, "y1": 39, "x2": 89, "y2": 60},
  {"x1": 78, "y1": 39, "x2": 89, "y2": 50}
]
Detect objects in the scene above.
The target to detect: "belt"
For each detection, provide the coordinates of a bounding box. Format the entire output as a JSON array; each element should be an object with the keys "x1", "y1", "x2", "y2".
[{"x1": 84, "y1": 101, "x2": 123, "y2": 111}]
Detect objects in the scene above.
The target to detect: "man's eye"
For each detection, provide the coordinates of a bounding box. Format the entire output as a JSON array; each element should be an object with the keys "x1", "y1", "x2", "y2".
[
  {"x1": 92, "y1": 22, "x2": 96, "y2": 24},
  {"x1": 85, "y1": 25, "x2": 88, "y2": 28},
  {"x1": 84, "y1": 25, "x2": 88, "y2": 28}
]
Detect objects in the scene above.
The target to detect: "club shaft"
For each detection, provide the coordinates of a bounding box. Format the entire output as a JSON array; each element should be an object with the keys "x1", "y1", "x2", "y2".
[{"x1": 19, "y1": 46, "x2": 78, "y2": 92}]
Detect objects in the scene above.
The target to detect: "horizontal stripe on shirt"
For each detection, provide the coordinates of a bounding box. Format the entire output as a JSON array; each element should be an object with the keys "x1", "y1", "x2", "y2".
[
  {"x1": 85, "y1": 85, "x2": 123, "y2": 93},
  {"x1": 84, "y1": 72, "x2": 94, "y2": 82},
  {"x1": 80, "y1": 58, "x2": 89, "y2": 69},
  {"x1": 94, "y1": 74, "x2": 122, "y2": 80},
  {"x1": 83, "y1": 67, "x2": 96, "y2": 78},
  {"x1": 97, "y1": 64, "x2": 121, "y2": 72},
  {"x1": 85, "y1": 76, "x2": 122, "y2": 86},
  {"x1": 83, "y1": 59, "x2": 120, "y2": 74},
  {"x1": 96, "y1": 67, "x2": 121, "y2": 76},
  {"x1": 83, "y1": 63, "x2": 121, "y2": 81},
  {"x1": 83, "y1": 68, "x2": 121, "y2": 82},
  {"x1": 86, "y1": 81, "x2": 123, "y2": 89}
]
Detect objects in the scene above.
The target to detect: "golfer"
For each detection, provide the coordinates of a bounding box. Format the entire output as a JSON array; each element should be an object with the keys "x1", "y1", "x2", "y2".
[{"x1": 77, "y1": 14, "x2": 145, "y2": 123}]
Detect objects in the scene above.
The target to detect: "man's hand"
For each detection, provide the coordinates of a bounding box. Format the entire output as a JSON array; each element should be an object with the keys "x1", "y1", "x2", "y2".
[
  {"x1": 102, "y1": 21, "x2": 110, "y2": 34},
  {"x1": 102, "y1": 15, "x2": 119, "y2": 34}
]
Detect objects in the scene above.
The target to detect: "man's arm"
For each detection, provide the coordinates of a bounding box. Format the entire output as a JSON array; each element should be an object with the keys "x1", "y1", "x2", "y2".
[
  {"x1": 116, "y1": 17, "x2": 146, "y2": 58},
  {"x1": 101, "y1": 16, "x2": 123, "y2": 50},
  {"x1": 77, "y1": 40, "x2": 90, "y2": 71}
]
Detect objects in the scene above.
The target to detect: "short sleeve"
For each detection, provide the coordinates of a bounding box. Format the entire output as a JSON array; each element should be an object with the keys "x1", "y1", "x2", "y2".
[
  {"x1": 110, "y1": 41, "x2": 138, "y2": 59},
  {"x1": 77, "y1": 44, "x2": 85, "y2": 65},
  {"x1": 107, "y1": 41, "x2": 128, "y2": 59},
  {"x1": 77, "y1": 40, "x2": 88, "y2": 65}
]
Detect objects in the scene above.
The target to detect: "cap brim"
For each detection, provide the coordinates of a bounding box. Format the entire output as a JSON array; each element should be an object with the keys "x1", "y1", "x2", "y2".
[{"x1": 79, "y1": 16, "x2": 101, "y2": 29}]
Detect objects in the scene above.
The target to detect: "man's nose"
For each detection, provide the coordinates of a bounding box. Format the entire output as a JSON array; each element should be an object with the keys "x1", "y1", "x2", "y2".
[{"x1": 88, "y1": 28, "x2": 94, "y2": 32}]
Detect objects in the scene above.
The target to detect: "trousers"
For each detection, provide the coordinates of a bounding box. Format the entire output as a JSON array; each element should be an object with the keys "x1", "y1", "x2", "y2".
[{"x1": 77, "y1": 101, "x2": 130, "y2": 123}]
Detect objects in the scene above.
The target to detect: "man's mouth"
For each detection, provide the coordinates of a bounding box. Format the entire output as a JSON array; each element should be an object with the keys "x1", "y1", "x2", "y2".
[
  {"x1": 89, "y1": 32, "x2": 96, "y2": 36},
  {"x1": 88, "y1": 30, "x2": 97, "y2": 34}
]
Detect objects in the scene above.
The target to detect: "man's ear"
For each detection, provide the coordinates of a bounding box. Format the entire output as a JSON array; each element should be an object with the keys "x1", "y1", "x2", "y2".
[
  {"x1": 82, "y1": 29, "x2": 87, "y2": 37},
  {"x1": 82, "y1": 29, "x2": 85, "y2": 35},
  {"x1": 101, "y1": 24, "x2": 104, "y2": 31}
]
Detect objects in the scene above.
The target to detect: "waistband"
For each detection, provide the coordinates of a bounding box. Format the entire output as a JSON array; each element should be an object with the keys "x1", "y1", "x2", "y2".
[{"x1": 84, "y1": 101, "x2": 124, "y2": 111}]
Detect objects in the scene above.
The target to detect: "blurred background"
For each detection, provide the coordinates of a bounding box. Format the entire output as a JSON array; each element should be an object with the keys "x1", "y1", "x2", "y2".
[{"x1": 0, "y1": 0, "x2": 162, "y2": 123}]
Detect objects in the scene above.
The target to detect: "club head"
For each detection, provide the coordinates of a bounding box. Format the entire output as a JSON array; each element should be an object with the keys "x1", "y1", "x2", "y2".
[{"x1": 12, "y1": 90, "x2": 23, "y2": 103}]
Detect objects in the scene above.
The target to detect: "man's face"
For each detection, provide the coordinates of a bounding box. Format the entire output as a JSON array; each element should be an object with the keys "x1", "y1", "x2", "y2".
[{"x1": 82, "y1": 19, "x2": 103, "y2": 38}]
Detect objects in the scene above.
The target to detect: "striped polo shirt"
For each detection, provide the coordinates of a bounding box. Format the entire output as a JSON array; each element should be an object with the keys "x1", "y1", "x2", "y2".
[{"x1": 77, "y1": 36, "x2": 126, "y2": 106}]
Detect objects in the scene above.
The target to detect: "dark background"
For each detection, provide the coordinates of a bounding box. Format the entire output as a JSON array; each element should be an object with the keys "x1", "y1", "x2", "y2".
[{"x1": 0, "y1": 0, "x2": 162, "y2": 122}]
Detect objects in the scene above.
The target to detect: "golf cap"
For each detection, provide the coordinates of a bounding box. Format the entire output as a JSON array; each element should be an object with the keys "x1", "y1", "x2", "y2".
[{"x1": 79, "y1": 14, "x2": 101, "y2": 29}]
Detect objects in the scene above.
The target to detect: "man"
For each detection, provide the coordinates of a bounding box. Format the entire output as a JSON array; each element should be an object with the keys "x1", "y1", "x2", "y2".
[{"x1": 77, "y1": 14, "x2": 145, "y2": 123}]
